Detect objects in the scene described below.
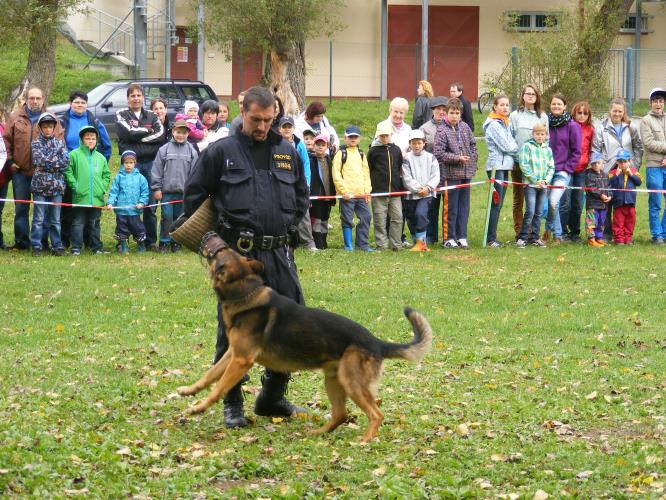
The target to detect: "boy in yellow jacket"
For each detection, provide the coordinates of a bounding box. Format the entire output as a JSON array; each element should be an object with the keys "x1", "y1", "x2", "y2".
[{"x1": 332, "y1": 125, "x2": 373, "y2": 251}]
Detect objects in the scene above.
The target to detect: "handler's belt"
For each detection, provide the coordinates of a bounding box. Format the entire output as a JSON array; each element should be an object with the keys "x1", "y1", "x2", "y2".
[{"x1": 220, "y1": 228, "x2": 288, "y2": 253}]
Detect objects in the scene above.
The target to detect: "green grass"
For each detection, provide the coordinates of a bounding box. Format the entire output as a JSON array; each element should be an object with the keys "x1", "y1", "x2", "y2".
[
  {"x1": 1, "y1": 132, "x2": 665, "y2": 497},
  {"x1": 0, "y1": 36, "x2": 116, "y2": 106}
]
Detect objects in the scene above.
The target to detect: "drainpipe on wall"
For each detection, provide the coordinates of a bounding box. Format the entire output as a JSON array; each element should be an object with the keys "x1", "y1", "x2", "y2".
[
  {"x1": 421, "y1": 0, "x2": 428, "y2": 83},
  {"x1": 380, "y1": 0, "x2": 388, "y2": 100}
]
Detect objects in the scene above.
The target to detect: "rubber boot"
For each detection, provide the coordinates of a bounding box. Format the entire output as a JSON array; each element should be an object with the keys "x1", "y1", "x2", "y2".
[
  {"x1": 223, "y1": 380, "x2": 249, "y2": 428},
  {"x1": 118, "y1": 240, "x2": 129, "y2": 254},
  {"x1": 137, "y1": 242, "x2": 146, "y2": 253},
  {"x1": 322, "y1": 232, "x2": 328, "y2": 249},
  {"x1": 254, "y1": 370, "x2": 306, "y2": 417},
  {"x1": 312, "y1": 232, "x2": 323, "y2": 250},
  {"x1": 342, "y1": 227, "x2": 354, "y2": 251}
]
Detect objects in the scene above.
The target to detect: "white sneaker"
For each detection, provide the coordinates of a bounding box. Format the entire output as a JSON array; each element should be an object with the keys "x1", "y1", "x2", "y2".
[
  {"x1": 516, "y1": 239, "x2": 527, "y2": 248},
  {"x1": 457, "y1": 238, "x2": 469, "y2": 249},
  {"x1": 443, "y1": 239, "x2": 459, "y2": 249}
]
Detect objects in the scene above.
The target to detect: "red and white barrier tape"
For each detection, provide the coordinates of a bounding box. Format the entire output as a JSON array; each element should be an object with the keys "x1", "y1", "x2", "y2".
[
  {"x1": 493, "y1": 178, "x2": 666, "y2": 195},
  {"x1": 0, "y1": 176, "x2": 661, "y2": 208}
]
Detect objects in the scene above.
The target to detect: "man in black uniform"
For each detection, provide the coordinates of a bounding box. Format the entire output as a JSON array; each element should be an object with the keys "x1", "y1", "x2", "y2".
[{"x1": 184, "y1": 86, "x2": 309, "y2": 428}]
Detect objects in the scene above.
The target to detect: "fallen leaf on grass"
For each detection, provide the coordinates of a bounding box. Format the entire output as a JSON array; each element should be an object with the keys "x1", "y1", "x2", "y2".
[
  {"x1": 239, "y1": 434, "x2": 258, "y2": 444},
  {"x1": 533, "y1": 489, "x2": 549, "y2": 500},
  {"x1": 586, "y1": 391, "x2": 598, "y2": 400},
  {"x1": 491, "y1": 453, "x2": 523, "y2": 463},
  {"x1": 576, "y1": 470, "x2": 593, "y2": 480},
  {"x1": 456, "y1": 423, "x2": 470, "y2": 437},
  {"x1": 372, "y1": 465, "x2": 386, "y2": 476},
  {"x1": 474, "y1": 478, "x2": 492, "y2": 489},
  {"x1": 116, "y1": 447, "x2": 132, "y2": 456},
  {"x1": 63, "y1": 489, "x2": 89, "y2": 496}
]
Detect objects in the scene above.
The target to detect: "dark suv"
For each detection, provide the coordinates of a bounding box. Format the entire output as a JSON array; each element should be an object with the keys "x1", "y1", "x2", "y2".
[{"x1": 48, "y1": 79, "x2": 218, "y2": 138}]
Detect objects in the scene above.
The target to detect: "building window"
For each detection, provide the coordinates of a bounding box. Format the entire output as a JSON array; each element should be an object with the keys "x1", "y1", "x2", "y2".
[
  {"x1": 503, "y1": 11, "x2": 561, "y2": 32},
  {"x1": 619, "y1": 15, "x2": 649, "y2": 34}
]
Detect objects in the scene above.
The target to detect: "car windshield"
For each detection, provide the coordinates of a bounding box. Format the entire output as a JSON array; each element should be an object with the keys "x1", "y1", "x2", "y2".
[{"x1": 86, "y1": 84, "x2": 116, "y2": 106}]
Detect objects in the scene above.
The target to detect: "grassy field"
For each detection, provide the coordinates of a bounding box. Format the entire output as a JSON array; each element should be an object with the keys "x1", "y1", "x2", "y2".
[
  {"x1": 0, "y1": 36, "x2": 116, "y2": 107},
  {"x1": 1, "y1": 129, "x2": 665, "y2": 497}
]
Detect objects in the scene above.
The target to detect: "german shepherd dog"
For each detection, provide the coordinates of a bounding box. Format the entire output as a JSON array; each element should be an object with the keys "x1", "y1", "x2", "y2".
[{"x1": 177, "y1": 233, "x2": 433, "y2": 442}]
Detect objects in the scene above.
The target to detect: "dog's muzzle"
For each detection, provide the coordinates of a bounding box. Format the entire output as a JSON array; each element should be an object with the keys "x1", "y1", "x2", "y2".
[{"x1": 200, "y1": 232, "x2": 230, "y2": 260}]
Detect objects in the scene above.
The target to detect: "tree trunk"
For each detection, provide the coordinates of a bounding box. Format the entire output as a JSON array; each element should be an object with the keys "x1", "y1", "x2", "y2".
[
  {"x1": 268, "y1": 42, "x2": 305, "y2": 117},
  {"x1": 287, "y1": 42, "x2": 306, "y2": 111},
  {"x1": 5, "y1": 14, "x2": 58, "y2": 111}
]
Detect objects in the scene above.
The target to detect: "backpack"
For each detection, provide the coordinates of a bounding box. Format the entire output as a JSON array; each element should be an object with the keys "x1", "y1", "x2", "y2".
[{"x1": 339, "y1": 145, "x2": 364, "y2": 178}]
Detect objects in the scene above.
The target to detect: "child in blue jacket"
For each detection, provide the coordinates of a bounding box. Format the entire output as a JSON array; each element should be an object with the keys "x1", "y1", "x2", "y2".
[
  {"x1": 608, "y1": 149, "x2": 642, "y2": 244},
  {"x1": 107, "y1": 150, "x2": 149, "y2": 253}
]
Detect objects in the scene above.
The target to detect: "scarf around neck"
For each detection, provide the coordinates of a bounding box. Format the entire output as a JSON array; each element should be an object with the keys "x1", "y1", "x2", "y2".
[
  {"x1": 548, "y1": 112, "x2": 571, "y2": 129},
  {"x1": 488, "y1": 112, "x2": 509, "y2": 126}
]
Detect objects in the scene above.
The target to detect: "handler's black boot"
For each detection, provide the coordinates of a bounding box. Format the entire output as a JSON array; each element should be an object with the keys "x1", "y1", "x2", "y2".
[
  {"x1": 223, "y1": 378, "x2": 249, "y2": 428},
  {"x1": 254, "y1": 370, "x2": 306, "y2": 417}
]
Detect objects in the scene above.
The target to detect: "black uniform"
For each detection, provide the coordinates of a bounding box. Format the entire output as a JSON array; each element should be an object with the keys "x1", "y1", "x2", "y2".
[{"x1": 184, "y1": 128, "x2": 309, "y2": 361}]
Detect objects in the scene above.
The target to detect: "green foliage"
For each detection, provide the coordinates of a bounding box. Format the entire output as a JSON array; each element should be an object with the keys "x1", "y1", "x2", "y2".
[
  {"x1": 485, "y1": 0, "x2": 631, "y2": 107},
  {"x1": 198, "y1": 0, "x2": 346, "y2": 58}
]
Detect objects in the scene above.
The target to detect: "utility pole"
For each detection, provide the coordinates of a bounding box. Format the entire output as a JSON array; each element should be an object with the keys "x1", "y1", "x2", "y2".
[{"x1": 133, "y1": 0, "x2": 148, "y2": 79}]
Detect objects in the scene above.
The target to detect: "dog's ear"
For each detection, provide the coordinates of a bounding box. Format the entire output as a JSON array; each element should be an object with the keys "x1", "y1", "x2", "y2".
[{"x1": 249, "y1": 259, "x2": 264, "y2": 275}]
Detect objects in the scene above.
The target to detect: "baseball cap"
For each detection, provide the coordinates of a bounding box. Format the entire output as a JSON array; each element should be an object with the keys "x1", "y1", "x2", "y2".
[
  {"x1": 589, "y1": 151, "x2": 604, "y2": 164},
  {"x1": 345, "y1": 125, "x2": 361, "y2": 137},
  {"x1": 279, "y1": 116, "x2": 295, "y2": 127},
  {"x1": 172, "y1": 119, "x2": 189, "y2": 130},
  {"x1": 313, "y1": 134, "x2": 329, "y2": 143},
  {"x1": 121, "y1": 150, "x2": 137, "y2": 162},
  {"x1": 616, "y1": 149, "x2": 631, "y2": 161},
  {"x1": 429, "y1": 96, "x2": 449, "y2": 109},
  {"x1": 375, "y1": 122, "x2": 393, "y2": 137},
  {"x1": 649, "y1": 87, "x2": 666, "y2": 101},
  {"x1": 302, "y1": 126, "x2": 316, "y2": 136},
  {"x1": 37, "y1": 112, "x2": 58, "y2": 125},
  {"x1": 408, "y1": 129, "x2": 425, "y2": 141}
]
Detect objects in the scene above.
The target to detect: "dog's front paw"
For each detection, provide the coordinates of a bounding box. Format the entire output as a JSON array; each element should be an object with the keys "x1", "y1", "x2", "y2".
[
  {"x1": 185, "y1": 402, "x2": 208, "y2": 415},
  {"x1": 177, "y1": 385, "x2": 198, "y2": 396}
]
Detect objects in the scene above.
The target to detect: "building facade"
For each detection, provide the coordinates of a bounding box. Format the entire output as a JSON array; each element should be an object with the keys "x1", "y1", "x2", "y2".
[{"x1": 66, "y1": 1, "x2": 665, "y2": 100}]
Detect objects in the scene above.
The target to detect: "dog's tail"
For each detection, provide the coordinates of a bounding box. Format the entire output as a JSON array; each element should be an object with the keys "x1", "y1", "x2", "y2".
[{"x1": 381, "y1": 307, "x2": 433, "y2": 362}]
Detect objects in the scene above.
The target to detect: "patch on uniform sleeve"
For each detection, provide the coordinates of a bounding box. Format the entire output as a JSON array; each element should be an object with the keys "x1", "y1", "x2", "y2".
[{"x1": 273, "y1": 153, "x2": 293, "y2": 171}]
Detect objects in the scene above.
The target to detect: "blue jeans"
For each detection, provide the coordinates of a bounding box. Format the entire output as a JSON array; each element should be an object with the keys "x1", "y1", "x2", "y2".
[
  {"x1": 11, "y1": 170, "x2": 32, "y2": 248},
  {"x1": 71, "y1": 207, "x2": 102, "y2": 252},
  {"x1": 546, "y1": 171, "x2": 571, "y2": 238},
  {"x1": 646, "y1": 167, "x2": 666, "y2": 239},
  {"x1": 486, "y1": 170, "x2": 509, "y2": 244},
  {"x1": 518, "y1": 186, "x2": 547, "y2": 241},
  {"x1": 30, "y1": 194, "x2": 63, "y2": 250},
  {"x1": 137, "y1": 161, "x2": 157, "y2": 245},
  {"x1": 0, "y1": 182, "x2": 7, "y2": 247},
  {"x1": 339, "y1": 198, "x2": 371, "y2": 250},
  {"x1": 404, "y1": 197, "x2": 432, "y2": 238},
  {"x1": 159, "y1": 192, "x2": 184, "y2": 244},
  {"x1": 559, "y1": 170, "x2": 585, "y2": 238}
]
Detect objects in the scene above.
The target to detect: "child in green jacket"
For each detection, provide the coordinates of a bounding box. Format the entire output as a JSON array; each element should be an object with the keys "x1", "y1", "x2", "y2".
[{"x1": 64, "y1": 126, "x2": 111, "y2": 255}]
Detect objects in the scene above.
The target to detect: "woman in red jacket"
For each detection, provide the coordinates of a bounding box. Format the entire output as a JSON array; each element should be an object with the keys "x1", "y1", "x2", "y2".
[{"x1": 560, "y1": 101, "x2": 594, "y2": 243}]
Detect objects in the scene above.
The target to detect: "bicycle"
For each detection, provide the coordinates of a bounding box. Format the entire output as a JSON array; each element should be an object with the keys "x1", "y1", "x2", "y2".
[{"x1": 477, "y1": 61, "x2": 511, "y2": 114}]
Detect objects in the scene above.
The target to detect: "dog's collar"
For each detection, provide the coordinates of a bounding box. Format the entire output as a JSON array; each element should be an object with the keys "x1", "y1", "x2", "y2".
[
  {"x1": 200, "y1": 232, "x2": 229, "y2": 260},
  {"x1": 220, "y1": 285, "x2": 263, "y2": 304}
]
